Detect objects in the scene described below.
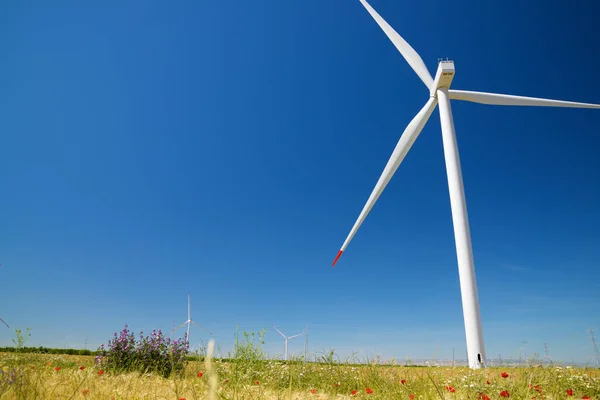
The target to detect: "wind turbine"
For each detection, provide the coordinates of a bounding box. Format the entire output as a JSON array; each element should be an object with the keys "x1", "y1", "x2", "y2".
[
  {"x1": 273, "y1": 326, "x2": 303, "y2": 361},
  {"x1": 172, "y1": 292, "x2": 211, "y2": 346},
  {"x1": 331, "y1": 0, "x2": 600, "y2": 370}
]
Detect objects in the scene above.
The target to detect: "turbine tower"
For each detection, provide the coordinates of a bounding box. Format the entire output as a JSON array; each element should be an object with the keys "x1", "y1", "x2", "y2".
[
  {"x1": 172, "y1": 292, "x2": 212, "y2": 346},
  {"x1": 590, "y1": 329, "x2": 600, "y2": 366},
  {"x1": 273, "y1": 326, "x2": 303, "y2": 361},
  {"x1": 304, "y1": 325, "x2": 309, "y2": 362},
  {"x1": 331, "y1": 0, "x2": 600, "y2": 370}
]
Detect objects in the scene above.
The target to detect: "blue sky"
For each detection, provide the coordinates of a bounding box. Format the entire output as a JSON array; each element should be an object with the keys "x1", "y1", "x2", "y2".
[{"x1": 1, "y1": 0, "x2": 599, "y2": 364}]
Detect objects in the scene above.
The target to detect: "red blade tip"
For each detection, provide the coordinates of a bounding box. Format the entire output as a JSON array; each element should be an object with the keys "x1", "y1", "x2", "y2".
[{"x1": 332, "y1": 250, "x2": 343, "y2": 267}]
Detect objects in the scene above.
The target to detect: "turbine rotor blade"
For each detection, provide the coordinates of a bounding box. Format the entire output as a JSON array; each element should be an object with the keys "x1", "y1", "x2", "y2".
[
  {"x1": 333, "y1": 97, "x2": 438, "y2": 267},
  {"x1": 359, "y1": 0, "x2": 433, "y2": 89},
  {"x1": 273, "y1": 326, "x2": 287, "y2": 339},
  {"x1": 288, "y1": 333, "x2": 303, "y2": 339},
  {"x1": 449, "y1": 90, "x2": 600, "y2": 109},
  {"x1": 191, "y1": 321, "x2": 213, "y2": 335},
  {"x1": 171, "y1": 322, "x2": 187, "y2": 334},
  {"x1": 0, "y1": 317, "x2": 9, "y2": 328}
]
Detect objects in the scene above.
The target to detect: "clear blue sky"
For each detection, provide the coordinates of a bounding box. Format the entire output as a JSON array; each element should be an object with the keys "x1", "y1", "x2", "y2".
[{"x1": 1, "y1": 0, "x2": 599, "y2": 364}]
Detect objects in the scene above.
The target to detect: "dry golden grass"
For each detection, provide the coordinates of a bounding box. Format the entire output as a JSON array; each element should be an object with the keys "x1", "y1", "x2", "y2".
[{"x1": 1, "y1": 352, "x2": 599, "y2": 399}]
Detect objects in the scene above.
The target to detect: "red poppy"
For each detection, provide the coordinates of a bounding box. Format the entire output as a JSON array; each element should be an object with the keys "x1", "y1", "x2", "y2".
[
  {"x1": 54, "y1": 366, "x2": 61, "y2": 371},
  {"x1": 46, "y1": 362, "x2": 51, "y2": 366},
  {"x1": 351, "y1": 390, "x2": 357, "y2": 395},
  {"x1": 401, "y1": 379, "x2": 407, "y2": 384},
  {"x1": 334, "y1": 382, "x2": 340, "y2": 387},
  {"x1": 566, "y1": 389, "x2": 573, "y2": 396},
  {"x1": 486, "y1": 380, "x2": 490, "y2": 384},
  {"x1": 82, "y1": 389, "x2": 89, "y2": 396},
  {"x1": 254, "y1": 380, "x2": 260, "y2": 385},
  {"x1": 179, "y1": 398, "x2": 186, "y2": 400},
  {"x1": 79, "y1": 366, "x2": 85, "y2": 370},
  {"x1": 581, "y1": 397, "x2": 591, "y2": 399},
  {"x1": 500, "y1": 390, "x2": 510, "y2": 397},
  {"x1": 501, "y1": 372, "x2": 509, "y2": 378},
  {"x1": 445, "y1": 385, "x2": 456, "y2": 393},
  {"x1": 365, "y1": 387, "x2": 373, "y2": 394},
  {"x1": 310, "y1": 389, "x2": 317, "y2": 394},
  {"x1": 224, "y1": 379, "x2": 230, "y2": 384},
  {"x1": 479, "y1": 394, "x2": 490, "y2": 400},
  {"x1": 533, "y1": 385, "x2": 542, "y2": 393},
  {"x1": 409, "y1": 395, "x2": 415, "y2": 399},
  {"x1": 98, "y1": 370, "x2": 104, "y2": 376},
  {"x1": 197, "y1": 372, "x2": 203, "y2": 378}
]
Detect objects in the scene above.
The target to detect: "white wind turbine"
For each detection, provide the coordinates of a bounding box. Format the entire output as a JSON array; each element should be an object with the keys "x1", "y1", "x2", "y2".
[
  {"x1": 0, "y1": 316, "x2": 9, "y2": 329},
  {"x1": 332, "y1": 0, "x2": 600, "y2": 370},
  {"x1": 273, "y1": 326, "x2": 304, "y2": 361},
  {"x1": 172, "y1": 292, "x2": 211, "y2": 346}
]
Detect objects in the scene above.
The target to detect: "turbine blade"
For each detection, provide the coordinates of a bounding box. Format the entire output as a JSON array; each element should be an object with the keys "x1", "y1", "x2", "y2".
[
  {"x1": 332, "y1": 97, "x2": 438, "y2": 267},
  {"x1": 273, "y1": 326, "x2": 287, "y2": 339},
  {"x1": 289, "y1": 333, "x2": 303, "y2": 339},
  {"x1": 171, "y1": 322, "x2": 187, "y2": 333},
  {"x1": 449, "y1": 90, "x2": 600, "y2": 109},
  {"x1": 191, "y1": 320, "x2": 213, "y2": 335},
  {"x1": 0, "y1": 317, "x2": 9, "y2": 328},
  {"x1": 359, "y1": 0, "x2": 433, "y2": 89}
]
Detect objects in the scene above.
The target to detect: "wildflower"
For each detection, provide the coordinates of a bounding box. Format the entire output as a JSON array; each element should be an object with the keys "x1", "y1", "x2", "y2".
[
  {"x1": 351, "y1": 390, "x2": 357, "y2": 395},
  {"x1": 486, "y1": 380, "x2": 490, "y2": 384},
  {"x1": 254, "y1": 380, "x2": 260, "y2": 385},
  {"x1": 54, "y1": 366, "x2": 61, "y2": 371},
  {"x1": 566, "y1": 389, "x2": 573, "y2": 396},
  {"x1": 334, "y1": 382, "x2": 340, "y2": 387},
  {"x1": 46, "y1": 362, "x2": 51, "y2": 366},
  {"x1": 409, "y1": 395, "x2": 415, "y2": 399},
  {"x1": 365, "y1": 387, "x2": 373, "y2": 394},
  {"x1": 310, "y1": 389, "x2": 317, "y2": 394},
  {"x1": 501, "y1": 372, "x2": 509, "y2": 378},
  {"x1": 98, "y1": 370, "x2": 104, "y2": 376},
  {"x1": 445, "y1": 385, "x2": 456, "y2": 393},
  {"x1": 79, "y1": 366, "x2": 85, "y2": 370},
  {"x1": 82, "y1": 389, "x2": 89, "y2": 395},
  {"x1": 401, "y1": 379, "x2": 406, "y2": 384},
  {"x1": 224, "y1": 379, "x2": 230, "y2": 384},
  {"x1": 500, "y1": 390, "x2": 510, "y2": 397},
  {"x1": 479, "y1": 394, "x2": 490, "y2": 400},
  {"x1": 197, "y1": 372, "x2": 203, "y2": 378},
  {"x1": 581, "y1": 396, "x2": 591, "y2": 399}
]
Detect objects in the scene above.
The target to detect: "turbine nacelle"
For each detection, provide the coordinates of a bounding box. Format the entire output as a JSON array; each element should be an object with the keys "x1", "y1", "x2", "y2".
[{"x1": 430, "y1": 60, "x2": 456, "y2": 97}]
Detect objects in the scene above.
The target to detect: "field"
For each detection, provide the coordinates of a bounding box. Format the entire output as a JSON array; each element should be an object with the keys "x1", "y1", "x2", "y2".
[{"x1": 1, "y1": 350, "x2": 599, "y2": 399}]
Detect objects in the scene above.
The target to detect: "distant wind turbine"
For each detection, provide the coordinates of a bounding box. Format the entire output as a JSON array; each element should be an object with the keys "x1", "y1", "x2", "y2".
[
  {"x1": 273, "y1": 326, "x2": 303, "y2": 361},
  {"x1": 331, "y1": 0, "x2": 600, "y2": 370},
  {"x1": 172, "y1": 292, "x2": 212, "y2": 346}
]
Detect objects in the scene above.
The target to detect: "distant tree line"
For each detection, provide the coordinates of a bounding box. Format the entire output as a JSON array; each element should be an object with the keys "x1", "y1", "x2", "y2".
[{"x1": 0, "y1": 346, "x2": 98, "y2": 355}]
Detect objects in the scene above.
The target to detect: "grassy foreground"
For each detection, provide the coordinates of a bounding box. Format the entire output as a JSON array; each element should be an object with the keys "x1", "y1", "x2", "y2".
[{"x1": 1, "y1": 351, "x2": 599, "y2": 399}]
